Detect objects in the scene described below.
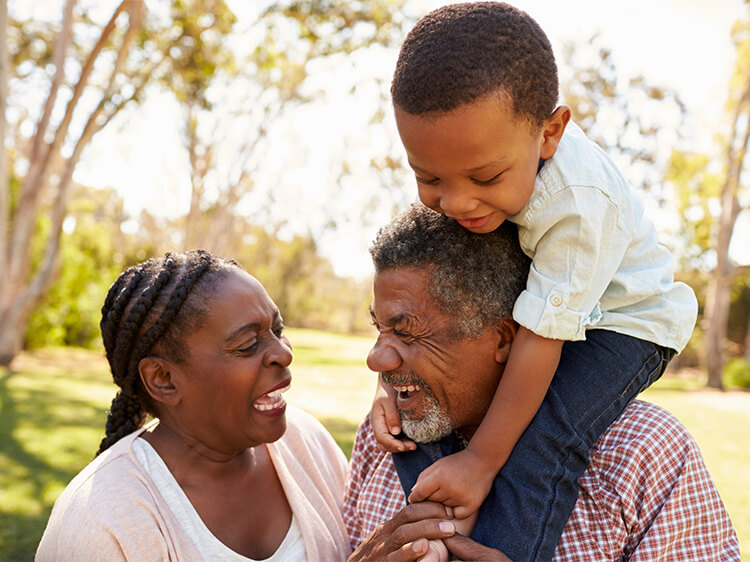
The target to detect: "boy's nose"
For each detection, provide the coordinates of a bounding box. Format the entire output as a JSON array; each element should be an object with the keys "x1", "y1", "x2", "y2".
[
  {"x1": 367, "y1": 337, "x2": 401, "y2": 373},
  {"x1": 438, "y1": 186, "x2": 477, "y2": 217}
]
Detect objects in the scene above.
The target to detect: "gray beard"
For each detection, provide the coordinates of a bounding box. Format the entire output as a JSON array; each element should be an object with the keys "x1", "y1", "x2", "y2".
[{"x1": 400, "y1": 391, "x2": 454, "y2": 443}]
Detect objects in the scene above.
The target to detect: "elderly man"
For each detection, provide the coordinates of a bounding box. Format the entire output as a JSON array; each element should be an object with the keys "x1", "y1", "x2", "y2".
[{"x1": 345, "y1": 204, "x2": 739, "y2": 561}]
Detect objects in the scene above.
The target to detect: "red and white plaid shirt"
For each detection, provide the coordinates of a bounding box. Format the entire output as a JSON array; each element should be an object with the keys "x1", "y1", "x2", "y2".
[{"x1": 344, "y1": 400, "x2": 740, "y2": 560}]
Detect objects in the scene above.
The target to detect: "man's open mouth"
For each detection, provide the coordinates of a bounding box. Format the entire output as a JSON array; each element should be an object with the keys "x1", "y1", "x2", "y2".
[{"x1": 392, "y1": 383, "x2": 422, "y2": 411}]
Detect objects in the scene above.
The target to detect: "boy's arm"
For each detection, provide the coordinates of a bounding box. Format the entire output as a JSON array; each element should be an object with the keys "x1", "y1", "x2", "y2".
[
  {"x1": 466, "y1": 326, "x2": 562, "y2": 471},
  {"x1": 409, "y1": 326, "x2": 562, "y2": 517}
]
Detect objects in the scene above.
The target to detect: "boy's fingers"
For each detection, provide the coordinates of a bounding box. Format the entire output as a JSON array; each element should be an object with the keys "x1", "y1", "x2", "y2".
[{"x1": 452, "y1": 505, "x2": 473, "y2": 521}]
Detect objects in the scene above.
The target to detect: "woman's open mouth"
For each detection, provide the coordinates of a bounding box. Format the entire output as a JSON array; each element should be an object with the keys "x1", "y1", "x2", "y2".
[{"x1": 253, "y1": 382, "x2": 290, "y2": 415}]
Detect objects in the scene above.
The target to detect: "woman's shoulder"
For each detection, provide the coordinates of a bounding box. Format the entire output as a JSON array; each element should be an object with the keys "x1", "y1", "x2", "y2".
[{"x1": 36, "y1": 431, "x2": 167, "y2": 559}]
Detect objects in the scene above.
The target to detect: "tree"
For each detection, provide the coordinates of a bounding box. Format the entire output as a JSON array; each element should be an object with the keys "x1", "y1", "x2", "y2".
[
  {"x1": 559, "y1": 34, "x2": 687, "y2": 201},
  {"x1": 0, "y1": 0, "x2": 149, "y2": 366},
  {"x1": 703, "y1": 10, "x2": 750, "y2": 388},
  {"x1": 0, "y1": 0, "x2": 245, "y2": 366},
  {"x1": 174, "y1": 0, "x2": 409, "y2": 255}
]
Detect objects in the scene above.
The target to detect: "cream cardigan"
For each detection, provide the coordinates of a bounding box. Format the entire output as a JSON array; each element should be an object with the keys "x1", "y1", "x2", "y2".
[{"x1": 36, "y1": 407, "x2": 352, "y2": 561}]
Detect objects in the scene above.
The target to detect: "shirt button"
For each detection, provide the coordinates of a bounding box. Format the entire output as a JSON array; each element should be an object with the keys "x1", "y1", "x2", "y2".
[{"x1": 550, "y1": 295, "x2": 563, "y2": 307}]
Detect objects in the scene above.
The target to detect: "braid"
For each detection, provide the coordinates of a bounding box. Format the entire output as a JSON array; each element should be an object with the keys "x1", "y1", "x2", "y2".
[
  {"x1": 101, "y1": 266, "x2": 144, "y2": 366},
  {"x1": 97, "y1": 250, "x2": 231, "y2": 456},
  {"x1": 96, "y1": 391, "x2": 148, "y2": 455},
  {"x1": 110, "y1": 255, "x2": 176, "y2": 389},
  {"x1": 123, "y1": 251, "x2": 212, "y2": 385}
]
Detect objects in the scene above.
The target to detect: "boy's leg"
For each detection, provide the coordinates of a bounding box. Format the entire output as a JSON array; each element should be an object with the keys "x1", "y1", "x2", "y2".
[{"x1": 471, "y1": 330, "x2": 674, "y2": 560}]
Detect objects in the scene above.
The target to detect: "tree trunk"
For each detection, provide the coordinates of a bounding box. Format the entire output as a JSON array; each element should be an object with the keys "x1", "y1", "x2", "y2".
[
  {"x1": 0, "y1": 0, "x2": 145, "y2": 367},
  {"x1": 705, "y1": 71, "x2": 750, "y2": 388}
]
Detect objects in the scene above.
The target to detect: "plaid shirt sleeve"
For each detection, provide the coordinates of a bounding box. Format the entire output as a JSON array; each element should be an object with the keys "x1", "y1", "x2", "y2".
[
  {"x1": 345, "y1": 401, "x2": 741, "y2": 560},
  {"x1": 556, "y1": 400, "x2": 740, "y2": 561}
]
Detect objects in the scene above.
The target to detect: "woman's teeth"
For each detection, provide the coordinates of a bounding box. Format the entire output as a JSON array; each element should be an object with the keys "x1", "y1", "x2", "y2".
[{"x1": 253, "y1": 384, "x2": 290, "y2": 411}]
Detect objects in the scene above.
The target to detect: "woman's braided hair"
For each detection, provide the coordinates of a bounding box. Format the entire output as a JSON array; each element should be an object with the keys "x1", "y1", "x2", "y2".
[{"x1": 96, "y1": 250, "x2": 239, "y2": 455}]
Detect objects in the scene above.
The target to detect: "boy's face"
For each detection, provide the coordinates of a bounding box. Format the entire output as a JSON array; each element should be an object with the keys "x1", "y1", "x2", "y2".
[{"x1": 394, "y1": 95, "x2": 569, "y2": 233}]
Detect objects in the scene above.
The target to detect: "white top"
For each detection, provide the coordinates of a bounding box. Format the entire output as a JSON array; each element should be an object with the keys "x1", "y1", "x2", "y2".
[
  {"x1": 509, "y1": 121, "x2": 697, "y2": 352},
  {"x1": 133, "y1": 439, "x2": 307, "y2": 561}
]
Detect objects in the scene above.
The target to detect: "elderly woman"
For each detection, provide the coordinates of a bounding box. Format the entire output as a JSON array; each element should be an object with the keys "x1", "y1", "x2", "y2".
[{"x1": 35, "y1": 251, "x2": 352, "y2": 561}]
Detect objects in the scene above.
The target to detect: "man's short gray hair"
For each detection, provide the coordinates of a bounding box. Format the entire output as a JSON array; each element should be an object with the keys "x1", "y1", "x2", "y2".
[{"x1": 370, "y1": 203, "x2": 531, "y2": 338}]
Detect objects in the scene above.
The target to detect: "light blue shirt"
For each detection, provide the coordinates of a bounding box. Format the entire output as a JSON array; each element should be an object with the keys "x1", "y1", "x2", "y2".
[{"x1": 509, "y1": 122, "x2": 697, "y2": 352}]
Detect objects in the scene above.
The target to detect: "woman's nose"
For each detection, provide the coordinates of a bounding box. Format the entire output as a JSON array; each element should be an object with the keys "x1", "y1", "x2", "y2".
[
  {"x1": 367, "y1": 336, "x2": 401, "y2": 373},
  {"x1": 265, "y1": 335, "x2": 293, "y2": 368}
]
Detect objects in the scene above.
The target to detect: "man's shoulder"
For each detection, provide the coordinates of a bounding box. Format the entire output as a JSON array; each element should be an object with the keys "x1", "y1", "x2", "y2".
[
  {"x1": 594, "y1": 399, "x2": 693, "y2": 456},
  {"x1": 586, "y1": 399, "x2": 700, "y2": 501}
]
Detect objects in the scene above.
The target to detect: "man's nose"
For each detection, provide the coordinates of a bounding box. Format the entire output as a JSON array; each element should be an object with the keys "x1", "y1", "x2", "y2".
[{"x1": 367, "y1": 336, "x2": 401, "y2": 373}]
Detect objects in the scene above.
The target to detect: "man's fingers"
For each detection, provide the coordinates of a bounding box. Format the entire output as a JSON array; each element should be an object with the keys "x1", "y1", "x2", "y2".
[
  {"x1": 443, "y1": 535, "x2": 512, "y2": 562},
  {"x1": 384, "y1": 538, "x2": 429, "y2": 561}
]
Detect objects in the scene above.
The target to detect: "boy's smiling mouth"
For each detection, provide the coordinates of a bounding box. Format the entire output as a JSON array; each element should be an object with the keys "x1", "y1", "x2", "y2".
[{"x1": 453, "y1": 214, "x2": 492, "y2": 230}]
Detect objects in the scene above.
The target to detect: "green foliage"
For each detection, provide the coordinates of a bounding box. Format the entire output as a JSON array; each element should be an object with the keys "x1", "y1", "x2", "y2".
[
  {"x1": 24, "y1": 186, "x2": 134, "y2": 350},
  {"x1": 724, "y1": 358, "x2": 750, "y2": 388}
]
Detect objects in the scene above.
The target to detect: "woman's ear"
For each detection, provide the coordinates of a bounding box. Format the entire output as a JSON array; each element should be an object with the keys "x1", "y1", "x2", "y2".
[
  {"x1": 539, "y1": 105, "x2": 571, "y2": 160},
  {"x1": 495, "y1": 318, "x2": 518, "y2": 364},
  {"x1": 139, "y1": 357, "x2": 180, "y2": 407}
]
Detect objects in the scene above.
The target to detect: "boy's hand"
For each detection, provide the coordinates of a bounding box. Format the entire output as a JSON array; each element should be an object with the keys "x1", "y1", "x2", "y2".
[
  {"x1": 370, "y1": 377, "x2": 416, "y2": 453},
  {"x1": 408, "y1": 448, "x2": 495, "y2": 520}
]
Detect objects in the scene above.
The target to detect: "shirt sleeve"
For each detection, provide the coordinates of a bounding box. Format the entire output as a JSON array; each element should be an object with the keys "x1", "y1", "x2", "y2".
[
  {"x1": 344, "y1": 417, "x2": 379, "y2": 550},
  {"x1": 559, "y1": 401, "x2": 741, "y2": 561},
  {"x1": 513, "y1": 185, "x2": 627, "y2": 340}
]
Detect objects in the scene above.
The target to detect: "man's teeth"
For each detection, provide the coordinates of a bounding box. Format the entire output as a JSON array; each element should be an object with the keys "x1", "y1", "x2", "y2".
[
  {"x1": 393, "y1": 384, "x2": 421, "y2": 393},
  {"x1": 253, "y1": 384, "x2": 290, "y2": 411}
]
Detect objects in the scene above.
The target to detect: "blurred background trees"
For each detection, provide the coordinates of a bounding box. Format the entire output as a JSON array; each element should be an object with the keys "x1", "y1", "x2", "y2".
[{"x1": 1, "y1": 0, "x2": 749, "y2": 388}]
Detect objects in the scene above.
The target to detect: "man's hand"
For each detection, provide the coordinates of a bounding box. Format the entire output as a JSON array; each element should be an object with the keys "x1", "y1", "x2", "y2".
[
  {"x1": 370, "y1": 376, "x2": 416, "y2": 453},
  {"x1": 443, "y1": 535, "x2": 512, "y2": 561},
  {"x1": 408, "y1": 448, "x2": 496, "y2": 520},
  {"x1": 348, "y1": 502, "x2": 457, "y2": 562}
]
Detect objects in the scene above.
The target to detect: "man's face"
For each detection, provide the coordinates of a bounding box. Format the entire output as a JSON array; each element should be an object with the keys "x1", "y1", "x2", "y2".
[{"x1": 367, "y1": 266, "x2": 505, "y2": 441}]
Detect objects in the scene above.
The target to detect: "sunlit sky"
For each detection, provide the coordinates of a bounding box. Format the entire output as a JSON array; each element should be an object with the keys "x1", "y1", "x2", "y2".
[{"x1": 20, "y1": 0, "x2": 748, "y2": 278}]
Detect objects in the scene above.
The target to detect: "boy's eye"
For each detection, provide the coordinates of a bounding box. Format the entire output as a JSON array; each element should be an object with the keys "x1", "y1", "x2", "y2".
[
  {"x1": 415, "y1": 174, "x2": 439, "y2": 186},
  {"x1": 472, "y1": 171, "x2": 504, "y2": 186}
]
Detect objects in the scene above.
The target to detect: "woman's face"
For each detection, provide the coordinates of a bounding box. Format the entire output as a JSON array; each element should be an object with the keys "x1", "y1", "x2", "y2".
[{"x1": 169, "y1": 269, "x2": 293, "y2": 453}]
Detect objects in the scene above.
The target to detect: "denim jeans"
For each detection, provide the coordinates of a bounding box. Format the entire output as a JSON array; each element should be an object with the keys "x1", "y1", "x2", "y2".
[{"x1": 392, "y1": 329, "x2": 676, "y2": 561}]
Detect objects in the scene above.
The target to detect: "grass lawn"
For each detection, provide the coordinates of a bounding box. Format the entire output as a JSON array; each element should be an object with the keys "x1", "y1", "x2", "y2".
[{"x1": 1, "y1": 330, "x2": 748, "y2": 560}]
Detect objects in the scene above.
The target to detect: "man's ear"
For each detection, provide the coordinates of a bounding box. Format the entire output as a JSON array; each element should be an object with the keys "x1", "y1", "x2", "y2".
[
  {"x1": 539, "y1": 105, "x2": 571, "y2": 160},
  {"x1": 495, "y1": 318, "x2": 518, "y2": 364},
  {"x1": 139, "y1": 357, "x2": 180, "y2": 407}
]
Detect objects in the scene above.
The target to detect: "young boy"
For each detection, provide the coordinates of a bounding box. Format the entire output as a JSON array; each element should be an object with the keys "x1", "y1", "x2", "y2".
[{"x1": 370, "y1": 3, "x2": 698, "y2": 560}]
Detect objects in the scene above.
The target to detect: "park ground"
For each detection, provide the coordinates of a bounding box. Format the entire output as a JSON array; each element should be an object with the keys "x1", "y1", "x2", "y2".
[{"x1": 0, "y1": 327, "x2": 748, "y2": 560}]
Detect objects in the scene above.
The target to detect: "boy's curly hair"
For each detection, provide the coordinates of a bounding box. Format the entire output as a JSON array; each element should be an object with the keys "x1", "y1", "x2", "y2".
[{"x1": 391, "y1": 2, "x2": 558, "y2": 128}]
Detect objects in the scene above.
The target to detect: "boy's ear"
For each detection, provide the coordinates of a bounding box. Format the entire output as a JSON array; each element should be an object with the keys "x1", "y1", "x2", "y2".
[
  {"x1": 539, "y1": 105, "x2": 571, "y2": 160},
  {"x1": 495, "y1": 318, "x2": 518, "y2": 364},
  {"x1": 139, "y1": 357, "x2": 180, "y2": 407}
]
